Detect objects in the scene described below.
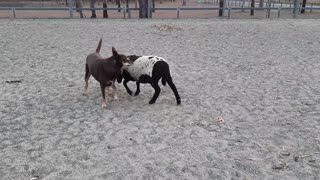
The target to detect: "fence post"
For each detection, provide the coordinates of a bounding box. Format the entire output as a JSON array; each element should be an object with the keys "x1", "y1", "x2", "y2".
[
  {"x1": 148, "y1": 0, "x2": 151, "y2": 18},
  {"x1": 177, "y1": 7, "x2": 180, "y2": 19},
  {"x1": 222, "y1": 0, "x2": 225, "y2": 16},
  {"x1": 278, "y1": 7, "x2": 281, "y2": 18},
  {"x1": 228, "y1": 7, "x2": 231, "y2": 19},
  {"x1": 219, "y1": 0, "x2": 224, "y2": 16},
  {"x1": 299, "y1": 2, "x2": 302, "y2": 12},
  {"x1": 293, "y1": 0, "x2": 297, "y2": 18},
  {"x1": 267, "y1": 0, "x2": 271, "y2": 18},
  {"x1": 242, "y1": 0, "x2": 245, "y2": 12},
  {"x1": 128, "y1": 9, "x2": 131, "y2": 18},
  {"x1": 123, "y1": 7, "x2": 126, "y2": 19},
  {"x1": 272, "y1": 0, "x2": 274, "y2": 8},
  {"x1": 310, "y1": 3, "x2": 313, "y2": 12},
  {"x1": 12, "y1": 7, "x2": 16, "y2": 18},
  {"x1": 68, "y1": 0, "x2": 73, "y2": 18}
]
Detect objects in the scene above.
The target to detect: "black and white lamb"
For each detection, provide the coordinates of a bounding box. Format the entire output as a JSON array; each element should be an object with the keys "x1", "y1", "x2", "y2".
[{"x1": 117, "y1": 55, "x2": 181, "y2": 105}]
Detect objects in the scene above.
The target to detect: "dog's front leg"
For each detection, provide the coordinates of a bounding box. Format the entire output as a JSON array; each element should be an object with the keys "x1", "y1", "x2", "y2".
[
  {"x1": 83, "y1": 80, "x2": 89, "y2": 96},
  {"x1": 83, "y1": 64, "x2": 90, "y2": 96},
  {"x1": 100, "y1": 84, "x2": 107, "y2": 107},
  {"x1": 112, "y1": 81, "x2": 118, "y2": 100}
]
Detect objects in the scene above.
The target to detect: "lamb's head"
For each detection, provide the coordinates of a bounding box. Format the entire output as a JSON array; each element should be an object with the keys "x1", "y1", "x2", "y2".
[{"x1": 112, "y1": 47, "x2": 133, "y2": 65}]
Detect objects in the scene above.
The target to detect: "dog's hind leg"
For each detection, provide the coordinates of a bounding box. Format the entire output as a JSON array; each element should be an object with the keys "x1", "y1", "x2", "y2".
[
  {"x1": 100, "y1": 84, "x2": 107, "y2": 108},
  {"x1": 83, "y1": 64, "x2": 91, "y2": 96}
]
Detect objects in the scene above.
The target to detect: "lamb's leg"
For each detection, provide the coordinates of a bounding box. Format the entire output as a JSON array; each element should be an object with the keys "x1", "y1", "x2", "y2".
[
  {"x1": 149, "y1": 82, "x2": 161, "y2": 104},
  {"x1": 134, "y1": 82, "x2": 140, "y2": 96},
  {"x1": 112, "y1": 81, "x2": 118, "y2": 100},
  {"x1": 83, "y1": 64, "x2": 90, "y2": 96},
  {"x1": 100, "y1": 84, "x2": 107, "y2": 107},
  {"x1": 123, "y1": 79, "x2": 133, "y2": 96},
  {"x1": 167, "y1": 77, "x2": 181, "y2": 105}
]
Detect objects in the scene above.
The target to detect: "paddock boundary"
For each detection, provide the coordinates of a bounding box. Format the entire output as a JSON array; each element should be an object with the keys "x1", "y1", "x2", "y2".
[{"x1": 1, "y1": 3, "x2": 319, "y2": 19}]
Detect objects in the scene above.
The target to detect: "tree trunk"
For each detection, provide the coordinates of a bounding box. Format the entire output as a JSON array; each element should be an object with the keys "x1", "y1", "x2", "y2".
[
  {"x1": 76, "y1": 1, "x2": 79, "y2": 12},
  {"x1": 301, "y1": 0, "x2": 307, "y2": 13},
  {"x1": 250, "y1": 0, "x2": 254, "y2": 15},
  {"x1": 148, "y1": 0, "x2": 152, "y2": 18},
  {"x1": 182, "y1": 0, "x2": 186, "y2": 6},
  {"x1": 126, "y1": 0, "x2": 129, "y2": 12},
  {"x1": 116, "y1": 0, "x2": 121, "y2": 12},
  {"x1": 293, "y1": 0, "x2": 298, "y2": 14},
  {"x1": 242, "y1": 0, "x2": 245, "y2": 12},
  {"x1": 103, "y1": 0, "x2": 108, "y2": 18},
  {"x1": 259, "y1": 0, "x2": 263, "y2": 7},
  {"x1": 76, "y1": 0, "x2": 84, "y2": 18},
  {"x1": 91, "y1": 0, "x2": 97, "y2": 18},
  {"x1": 139, "y1": 0, "x2": 148, "y2": 18},
  {"x1": 219, "y1": 0, "x2": 223, "y2": 17}
]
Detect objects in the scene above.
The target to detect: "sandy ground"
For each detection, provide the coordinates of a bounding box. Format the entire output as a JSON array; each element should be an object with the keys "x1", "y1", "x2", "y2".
[{"x1": 1, "y1": 19, "x2": 320, "y2": 179}]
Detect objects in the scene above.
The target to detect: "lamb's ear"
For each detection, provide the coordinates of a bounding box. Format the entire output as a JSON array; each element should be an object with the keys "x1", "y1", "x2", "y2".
[{"x1": 112, "y1": 47, "x2": 119, "y2": 57}]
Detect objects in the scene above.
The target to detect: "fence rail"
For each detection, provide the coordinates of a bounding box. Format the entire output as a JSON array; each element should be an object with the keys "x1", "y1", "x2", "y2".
[{"x1": 1, "y1": 6, "x2": 320, "y2": 19}]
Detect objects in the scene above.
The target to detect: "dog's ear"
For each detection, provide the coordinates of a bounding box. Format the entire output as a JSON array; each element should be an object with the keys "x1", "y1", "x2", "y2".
[
  {"x1": 112, "y1": 47, "x2": 119, "y2": 57},
  {"x1": 117, "y1": 73, "x2": 123, "y2": 83}
]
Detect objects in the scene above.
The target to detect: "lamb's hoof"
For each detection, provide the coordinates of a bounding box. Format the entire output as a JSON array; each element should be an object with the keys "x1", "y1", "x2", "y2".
[
  {"x1": 91, "y1": 15, "x2": 97, "y2": 18},
  {"x1": 134, "y1": 91, "x2": 140, "y2": 96},
  {"x1": 127, "y1": 91, "x2": 133, "y2": 96},
  {"x1": 83, "y1": 92, "x2": 88, "y2": 96},
  {"x1": 102, "y1": 104, "x2": 107, "y2": 108},
  {"x1": 149, "y1": 100, "x2": 155, "y2": 104},
  {"x1": 177, "y1": 99, "x2": 181, "y2": 105}
]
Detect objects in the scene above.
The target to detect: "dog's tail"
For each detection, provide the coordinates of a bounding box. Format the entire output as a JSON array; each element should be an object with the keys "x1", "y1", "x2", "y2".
[{"x1": 96, "y1": 38, "x2": 103, "y2": 53}]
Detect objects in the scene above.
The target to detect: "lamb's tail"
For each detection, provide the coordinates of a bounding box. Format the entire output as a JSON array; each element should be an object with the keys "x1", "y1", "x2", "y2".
[
  {"x1": 96, "y1": 38, "x2": 103, "y2": 53},
  {"x1": 161, "y1": 77, "x2": 167, "y2": 86}
]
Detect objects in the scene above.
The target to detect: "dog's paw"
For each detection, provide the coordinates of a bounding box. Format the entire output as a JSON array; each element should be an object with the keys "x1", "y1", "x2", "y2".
[{"x1": 102, "y1": 103, "x2": 107, "y2": 108}]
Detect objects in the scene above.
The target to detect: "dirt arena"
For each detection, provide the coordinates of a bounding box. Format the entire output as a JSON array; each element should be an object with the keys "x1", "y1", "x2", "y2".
[{"x1": 1, "y1": 19, "x2": 320, "y2": 179}]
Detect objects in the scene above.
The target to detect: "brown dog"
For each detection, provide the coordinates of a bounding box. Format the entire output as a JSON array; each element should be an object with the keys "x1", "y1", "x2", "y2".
[{"x1": 83, "y1": 38, "x2": 130, "y2": 107}]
